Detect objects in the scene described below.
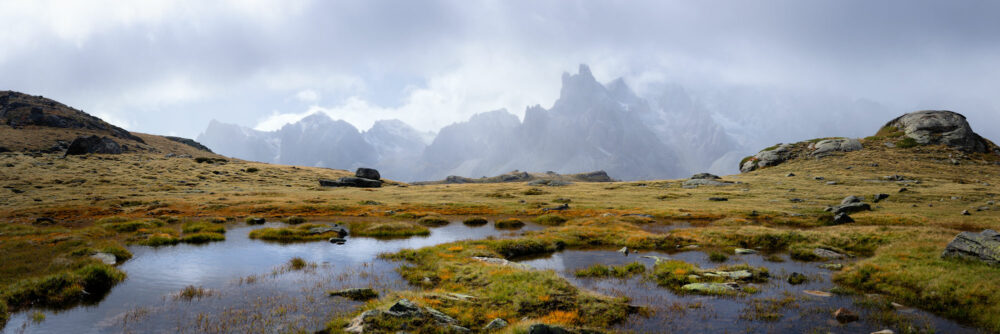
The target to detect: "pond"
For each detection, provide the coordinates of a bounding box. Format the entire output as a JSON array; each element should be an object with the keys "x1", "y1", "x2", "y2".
[{"x1": 4, "y1": 218, "x2": 542, "y2": 334}]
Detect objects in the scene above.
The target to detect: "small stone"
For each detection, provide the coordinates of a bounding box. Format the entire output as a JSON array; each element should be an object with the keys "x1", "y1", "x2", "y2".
[
  {"x1": 871, "y1": 330, "x2": 895, "y2": 334},
  {"x1": 988, "y1": 201, "x2": 996, "y2": 206},
  {"x1": 786, "y1": 173, "x2": 796, "y2": 177},
  {"x1": 483, "y1": 318, "x2": 509, "y2": 331},
  {"x1": 898, "y1": 188, "x2": 908, "y2": 193},
  {"x1": 708, "y1": 197, "x2": 728, "y2": 201},
  {"x1": 813, "y1": 248, "x2": 845, "y2": 259},
  {"x1": 329, "y1": 237, "x2": 347, "y2": 244},
  {"x1": 734, "y1": 248, "x2": 757, "y2": 255},
  {"x1": 247, "y1": 218, "x2": 266, "y2": 225},
  {"x1": 618, "y1": 247, "x2": 630, "y2": 256},
  {"x1": 826, "y1": 181, "x2": 838, "y2": 185},
  {"x1": 841, "y1": 196, "x2": 862, "y2": 205},
  {"x1": 814, "y1": 177, "x2": 825, "y2": 180},
  {"x1": 961, "y1": 210, "x2": 971, "y2": 216},
  {"x1": 803, "y1": 290, "x2": 832, "y2": 297},
  {"x1": 834, "y1": 307, "x2": 859, "y2": 323},
  {"x1": 873, "y1": 193, "x2": 890, "y2": 203},
  {"x1": 832, "y1": 213, "x2": 854, "y2": 225}
]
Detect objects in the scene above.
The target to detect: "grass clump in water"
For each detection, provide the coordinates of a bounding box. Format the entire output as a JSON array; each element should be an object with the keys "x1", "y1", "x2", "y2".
[
  {"x1": 283, "y1": 216, "x2": 306, "y2": 224},
  {"x1": 708, "y1": 251, "x2": 729, "y2": 262},
  {"x1": 4, "y1": 263, "x2": 126, "y2": 309},
  {"x1": 533, "y1": 214, "x2": 567, "y2": 226},
  {"x1": 346, "y1": 221, "x2": 429, "y2": 237},
  {"x1": 174, "y1": 285, "x2": 213, "y2": 301},
  {"x1": 495, "y1": 218, "x2": 525, "y2": 229},
  {"x1": 101, "y1": 220, "x2": 153, "y2": 232},
  {"x1": 181, "y1": 221, "x2": 225, "y2": 234},
  {"x1": 248, "y1": 223, "x2": 341, "y2": 242},
  {"x1": 179, "y1": 232, "x2": 225, "y2": 244},
  {"x1": 462, "y1": 217, "x2": 489, "y2": 226},
  {"x1": 416, "y1": 216, "x2": 449, "y2": 227},
  {"x1": 574, "y1": 262, "x2": 645, "y2": 278}
]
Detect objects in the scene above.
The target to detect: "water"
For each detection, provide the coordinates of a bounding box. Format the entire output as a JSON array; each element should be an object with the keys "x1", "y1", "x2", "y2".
[
  {"x1": 517, "y1": 248, "x2": 979, "y2": 333},
  {"x1": 5, "y1": 218, "x2": 541, "y2": 334}
]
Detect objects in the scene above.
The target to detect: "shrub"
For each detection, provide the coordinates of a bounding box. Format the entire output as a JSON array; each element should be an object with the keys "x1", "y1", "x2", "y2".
[
  {"x1": 245, "y1": 167, "x2": 259, "y2": 173},
  {"x1": 143, "y1": 234, "x2": 179, "y2": 247},
  {"x1": 348, "y1": 221, "x2": 429, "y2": 237},
  {"x1": 288, "y1": 257, "x2": 308, "y2": 270}
]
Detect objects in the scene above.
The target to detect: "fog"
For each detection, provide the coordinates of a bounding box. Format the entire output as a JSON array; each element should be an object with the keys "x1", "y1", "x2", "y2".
[{"x1": 2, "y1": 0, "x2": 999, "y2": 177}]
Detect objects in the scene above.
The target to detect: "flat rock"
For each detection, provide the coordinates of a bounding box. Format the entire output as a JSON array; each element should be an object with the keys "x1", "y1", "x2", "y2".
[
  {"x1": 328, "y1": 288, "x2": 378, "y2": 301},
  {"x1": 484, "y1": 318, "x2": 509, "y2": 331},
  {"x1": 810, "y1": 138, "x2": 863, "y2": 157},
  {"x1": 91, "y1": 252, "x2": 117, "y2": 265},
  {"x1": 834, "y1": 202, "x2": 871, "y2": 215},
  {"x1": 814, "y1": 248, "x2": 846, "y2": 259},
  {"x1": 841, "y1": 195, "x2": 863, "y2": 205},
  {"x1": 941, "y1": 229, "x2": 1000, "y2": 266},
  {"x1": 681, "y1": 282, "x2": 739, "y2": 294},
  {"x1": 803, "y1": 290, "x2": 833, "y2": 297}
]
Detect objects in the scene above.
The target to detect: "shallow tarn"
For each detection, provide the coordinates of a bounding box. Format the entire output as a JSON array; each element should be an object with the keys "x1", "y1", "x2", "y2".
[{"x1": 4, "y1": 218, "x2": 541, "y2": 334}]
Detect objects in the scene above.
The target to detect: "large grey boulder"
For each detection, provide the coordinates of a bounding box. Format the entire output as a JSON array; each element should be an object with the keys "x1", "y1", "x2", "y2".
[
  {"x1": 355, "y1": 167, "x2": 380, "y2": 180},
  {"x1": 941, "y1": 229, "x2": 1000, "y2": 266},
  {"x1": 740, "y1": 144, "x2": 794, "y2": 173},
  {"x1": 64, "y1": 135, "x2": 123, "y2": 155},
  {"x1": 810, "y1": 138, "x2": 863, "y2": 157},
  {"x1": 882, "y1": 110, "x2": 996, "y2": 153},
  {"x1": 834, "y1": 202, "x2": 871, "y2": 215}
]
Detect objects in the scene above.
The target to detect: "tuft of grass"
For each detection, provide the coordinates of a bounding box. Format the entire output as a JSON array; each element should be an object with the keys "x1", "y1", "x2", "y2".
[
  {"x1": 495, "y1": 218, "x2": 525, "y2": 229},
  {"x1": 179, "y1": 232, "x2": 225, "y2": 244},
  {"x1": 346, "y1": 221, "x2": 429, "y2": 237},
  {"x1": 574, "y1": 262, "x2": 645, "y2": 278},
  {"x1": 174, "y1": 285, "x2": 213, "y2": 301},
  {"x1": 462, "y1": 217, "x2": 489, "y2": 226},
  {"x1": 142, "y1": 233, "x2": 180, "y2": 247},
  {"x1": 416, "y1": 216, "x2": 449, "y2": 227},
  {"x1": 288, "y1": 257, "x2": 308, "y2": 270},
  {"x1": 283, "y1": 216, "x2": 306, "y2": 224},
  {"x1": 101, "y1": 220, "x2": 152, "y2": 232},
  {"x1": 533, "y1": 214, "x2": 567, "y2": 226},
  {"x1": 896, "y1": 137, "x2": 919, "y2": 148},
  {"x1": 248, "y1": 223, "x2": 341, "y2": 242},
  {"x1": 5, "y1": 263, "x2": 126, "y2": 309},
  {"x1": 708, "y1": 251, "x2": 729, "y2": 262},
  {"x1": 30, "y1": 311, "x2": 45, "y2": 323},
  {"x1": 181, "y1": 221, "x2": 225, "y2": 234}
]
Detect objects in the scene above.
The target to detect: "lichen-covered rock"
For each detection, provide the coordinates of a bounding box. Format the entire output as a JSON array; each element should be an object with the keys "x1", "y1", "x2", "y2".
[
  {"x1": 740, "y1": 144, "x2": 794, "y2": 173},
  {"x1": 881, "y1": 110, "x2": 997, "y2": 153},
  {"x1": 810, "y1": 138, "x2": 863, "y2": 157},
  {"x1": 64, "y1": 135, "x2": 123, "y2": 155},
  {"x1": 941, "y1": 229, "x2": 1000, "y2": 266},
  {"x1": 680, "y1": 282, "x2": 739, "y2": 294}
]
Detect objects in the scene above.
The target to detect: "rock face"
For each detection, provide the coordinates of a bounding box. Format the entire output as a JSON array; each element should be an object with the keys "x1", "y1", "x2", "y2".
[
  {"x1": 941, "y1": 229, "x2": 1000, "y2": 266},
  {"x1": 64, "y1": 136, "x2": 123, "y2": 155},
  {"x1": 0, "y1": 91, "x2": 143, "y2": 143},
  {"x1": 810, "y1": 138, "x2": 863, "y2": 157},
  {"x1": 882, "y1": 110, "x2": 996, "y2": 153},
  {"x1": 319, "y1": 177, "x2": 382, "y2": 188}
]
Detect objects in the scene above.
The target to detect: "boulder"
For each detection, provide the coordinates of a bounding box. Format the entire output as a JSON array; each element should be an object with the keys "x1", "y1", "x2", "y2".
[
  {"x1": 832, "y1": 213, "x2": 854, "y2": 225},
  {"x1": 618, "y1": 247, "x2": 629, "y2": 256},
  {"x1": 873, "y1": 193, "x2": 890, "y2": 203},
  {"x1": 355, "y1": 167, "x2": 381, "y2": 180},
  {"x1": 387, "y1": 298, "x2": 421, "y2": 317},
  {"x1": 328, "y1": 288, "x2": 378, "y2": 301},
  {"x1": 247, "y1": 218, "x2": 266, "y2": 225},
  {"x1": 690, "y1": 173, "x2": 721, "y2": 180},
  {"x1": 542, "y1": 203, "x2": 570, "y2": 211},
  {"x1": 64, "y1": 135, "x2": 123, "y2": 155},
  {"x1": 740, "y1": 144, "x2": 794, "y2": 173},
  {"x1": 810, "y1": 138, "x2": 863, "y2": 157},
  {"x1": 881, "y1": 110, "x2": 996, "y2": 153},
  {"x1": 813, "y1": 248, "x2": 846, "y2": 259},
  {"x1": 834, "y1": 307, "x2": 859, "y2": 323},
  {"x1": 841, "y1": 196, "x2": 863, "y2": 205},
  {"x1": 834, "y1": 202, "x2": 871, "y2": 215},
  {"x1": 941, "y1": 229, "x2": 1000, "y2": 266},
  {"x1": 319, "y1": 177, "x2": 383, "y2": 188}
]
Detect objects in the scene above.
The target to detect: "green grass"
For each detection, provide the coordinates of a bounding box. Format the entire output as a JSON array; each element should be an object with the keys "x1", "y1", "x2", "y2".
[
  {"x1": 30, "y1": 311, "x2": 44, "y2": 323},
  {"x1": 101, "y1": 220, "x2": 153, "y2": 232},
  {"x1": 175, "y1": 285, "x2": 213, "y2": 301},
  {"x1": 574, "y1": 262, "x2": 645, "y2": 278},
  {"x1": 142, "y1": 233, "x2": 180, "y2": 246},
  {"x1": 896, "y1": 137, "x2": 919, "y2": 148},
  {"x1": 4, "y1": 263, "x2": 126, "y2": 310},
  {"x1": 247, "y1": 223, "x2": 341, "y2": 242},
  {"x1": 288, "y1": 257, "x2": 308, "y2": 270},
  {"x1": 346, "y1": 221, "x2": 429, "y2": 237},
  {"x1": 708, "y1": 251, "x2": 729, "y2": 262},
  {"x1": 283, "y1": 216, "x2": 306, "y2": 224},
  {"x1": 495, "y1": 218, "x2": 525, "y2": 229}
]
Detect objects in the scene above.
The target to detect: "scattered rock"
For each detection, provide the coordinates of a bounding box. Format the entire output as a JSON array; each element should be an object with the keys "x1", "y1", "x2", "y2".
[
  {"x1": 328, "y1": 288, "x2": 378, "y2": 301},
  {"x1": 961, "y1": 209, "x2": 971, "y2": 216},
  {"x1": 708, "y1": 197, "x2": 728, "y2": 202},
  {"x1": 329, "y1": 237, "x2": 346, "y2": 244},
  {"x1": 789, "y1": 198, "x2": 804, "y2": 203},
  {"x1": 355, "y1": 167, "x2": 380, "y2": 180},
  {"x1": 941, "y1": 229, "x2": 1000, "y2": 266},
  {"x1": 787, "y1": 272, "x2": 807, "y2": 285},
  {"x1": 618, "y1": 247, "x2": 630, "y2": 256},
  {"x1": 64, "y1": 135, "x2": 123, "y2": 155},
  {"x1": 344, "y1": 309, "x2": 380, "y2": 333},
  {"x1": 786, "y1": 173, "x2": 796, "y2": 177},
  {"x1": 841, "y1": 196, "x2": 862, "y2": 205},
  {"x1": 484, "y1": 318, "x2": 508, "y2": 331},
  {"x1": 834, "y1": 202, "x2": 871, "y2": 215},
  {"x1": 819, "y1": 263, "x2": 844, "y2": 271},
  {"x1": 33, "y1": 217, "x2": 55, "y2": 225},
  {"x1": 690, "y1": 173, "x2": 721, "y2": 180},
  {"x1": 91, "y1": 252, "x2": 117, "y2": 265},
  {"x1": 542, "y1": 203, "x2": 570, "y2": 212},
  {"x1": 871, "y1": 330, "x2": 895, "y2": 334},
  {"x1": 471, "y1": 256, "x2": 528, "y2": 268},
  {"x1": 826, "y1": 181, "x2": 838, "y2": 185},
  {"x1": 309, "y1": 226, "x2": 348, "y2": 237},
  {"x1": 803, "y1": 290, "x2": 833, "y2": 297},
  {"x1": 813, "y1": 248, "x2": 846, "y2": 259},
  {"x1": 873, "y1": 193, "x2": 890, "y2": 203},
  {"x1": 683, "y1": 179, "x2": 732, "y2": 187},
  {"x1": 814, "y1": 176, "x2": 825, "y2": 181},
  {"x1": 387, "y1": 299, "x2": 421, "y2": 317},
  {"x1": 528, "y1": 324, "x2": 573, "y2": 334},
  {"x1": 681, "y1": 282, "x2": 739, "y2": 294},
  {"x1": 810, "y1": 138, "x2": 863, "y2": 157},
  {"x1": 247, "y1": 218, "x2": 266, "y2": 225},
  {"x1": 319, "y1": 177, "x2": 383, "y2": 188},
  {"x1": 740, "y1": 144, "x2": 794, "y2": 173},
  {"x1": 832, "y1": 212, "x2": 854, "y2": 225},
  {"x1": 833, "y1": 307, "x2": 859, "y2": 323},
  {"x1": 734, "y1": 248, "x2": 756, "y2": 255},
  {"x1": 898, "y1": 188, "x2": 908, "y2": 193}
]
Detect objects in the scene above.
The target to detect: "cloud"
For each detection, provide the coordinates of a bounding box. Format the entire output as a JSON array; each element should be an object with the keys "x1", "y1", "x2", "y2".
[{"x1": 294, "y1": 89, "x2": 319, "y2": 103}]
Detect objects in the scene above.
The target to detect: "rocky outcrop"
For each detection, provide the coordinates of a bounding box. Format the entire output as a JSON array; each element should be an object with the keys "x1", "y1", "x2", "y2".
[
  {"x1": 355, "y1": 167, "x2": 380, "y2": 180},
  {"x1": 1, "y1": 91, "x2": 143, "y2": 143},
  {"x1": 941, "y1": 229, "x2": 1000, "y2": 266},
  {"x1": 881, "y1": 110, "x2": 997, "y2": 153},
  {"x1": 741, "y1": 138, "x2": 863, "y2": 173},
  {"x1": 344, "y1": 299, "x2": 468, "y2": 333},
  {"x1": 810, "y1": 138, "x2": 862, "y2": 157},
  {"x1": 164, "y1": 136, "x2": 213, "y2": 153},
  {"x1": 64, "y1": 136, "x2": 124, "y2": 155},
  {"x1": 419, "y1": 170, "x2": 612, "y2": 185},
  {"x1": 740, "y1": 144, "x2": 794, "y2": 173},
  {"x1": 319, "y1": 177, "x2": 382, "y2": 188}
]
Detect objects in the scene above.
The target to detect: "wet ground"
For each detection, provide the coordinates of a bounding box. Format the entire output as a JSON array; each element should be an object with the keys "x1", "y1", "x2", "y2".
[
  {"x1": 4, "y1": 218, "x2": 541, "y2": 334},
  {"x1": 517, "y1": 248, "x2": 977, "y2": 333}
]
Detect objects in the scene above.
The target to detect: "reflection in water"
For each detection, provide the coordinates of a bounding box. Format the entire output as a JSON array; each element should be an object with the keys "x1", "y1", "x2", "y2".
[
  {"x1": 5, "y1": 219, "x2": 538, "y2": 334},
  {"x1": 518, "y1": 249, "x2": 977, "y2": 333}
]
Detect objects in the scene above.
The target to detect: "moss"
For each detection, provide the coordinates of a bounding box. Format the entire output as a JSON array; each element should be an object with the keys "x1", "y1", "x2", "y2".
[
  {"x1": 533, "y1": 214, "x2": 567, "y2": 226},
  {"x1": 896, "y1": 137, "x2": 919, "y2": 148},
  {"x1": 574, "y1": 262, "x2": 645, "y2": 278},
  {"x1": 495, "y1": 218, "x2": 525, "y2": 229},
  {"x1": 179, "y1": 232, "x2": 225, "y2": 244},
  {"x1": 416, "y1": 216, "x2": 449, "y2": 227}
]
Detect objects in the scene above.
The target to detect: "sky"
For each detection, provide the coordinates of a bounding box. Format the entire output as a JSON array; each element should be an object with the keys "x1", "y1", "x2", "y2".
[{"x1": 2, "y1": 0, "x2": 999, "y2": 139}]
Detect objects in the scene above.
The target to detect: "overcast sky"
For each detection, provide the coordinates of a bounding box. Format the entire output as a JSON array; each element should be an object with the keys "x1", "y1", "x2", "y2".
[{"x1": 2, "y1": 0, "x2": 999, "y2": 139}]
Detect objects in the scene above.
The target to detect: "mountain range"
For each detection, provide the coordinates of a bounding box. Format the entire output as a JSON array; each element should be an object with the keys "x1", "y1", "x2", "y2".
[{"x1": 197, "y1": 65, "x2": 892, "y2": 181}]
